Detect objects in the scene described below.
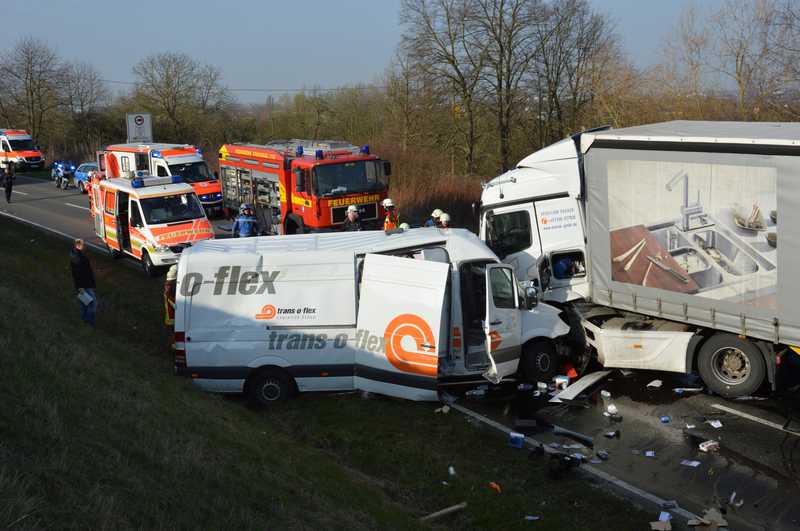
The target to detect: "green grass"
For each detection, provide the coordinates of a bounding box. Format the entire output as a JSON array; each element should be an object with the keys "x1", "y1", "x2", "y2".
[{"x1": 0, "y1": 217, "x2": 650, "y2": 530}]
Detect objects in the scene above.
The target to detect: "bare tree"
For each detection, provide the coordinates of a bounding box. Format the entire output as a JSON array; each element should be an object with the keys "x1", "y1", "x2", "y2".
[
  {"x1": 0, "y1": 37, "x2": 62, "y2": 139},
  {"x1": 401, "y1": 0, "x2": 485, "y2": 174},
  {"x1": 61, "y1": 61, "x2": 110, "y2": 156}
]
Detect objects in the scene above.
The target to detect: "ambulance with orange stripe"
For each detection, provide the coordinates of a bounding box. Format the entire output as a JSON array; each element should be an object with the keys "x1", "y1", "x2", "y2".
[
  {"x1": 0, "y1": 129, "x2": 45, "y2": 169},
  {"x1": 98, "y1": 143, "x2": 223, "y2": 214},
  {"x1": 90, "y1": 174, "x2": 214, "y2": 276},
  {"x1": 173, "y1": 228, "x2": 569, "y2": 403}
]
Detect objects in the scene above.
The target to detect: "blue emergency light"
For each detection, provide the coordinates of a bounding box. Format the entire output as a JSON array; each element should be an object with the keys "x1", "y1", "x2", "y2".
[
  {"x1": 295, "y1": 146, "x2": 304, "y2": 157},
  {"x1": 131, "y1": 177, "x2": 144, "y2": 188},
  {"x1": 171, "y1": 175, "x2": 182, "y2": 184},
  {"x1": 151, "y1": 150, "x2": 162, "y2": 159},
  {"x1": 315, "y1": 149, "x2": 324, "y2": 159},
  {"x1": 360, "y1": 145, "x2": 370, "y2": 155}
]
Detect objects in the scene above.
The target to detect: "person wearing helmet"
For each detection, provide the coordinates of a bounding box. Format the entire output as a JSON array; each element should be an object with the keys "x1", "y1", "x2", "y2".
[
  {"x1": 382, "y1": 197, "x2": 400, "y2": 231},
  {"x1": 425, "y1": 208, "x2": 443, "y2": 227},
  {"x1": 342, "y1": 204, "x2": 362, "y2": 232},
  {"x1": 439, "y1": 212, "x2": 451, "y2": 229},
  {"x1": 232, "y1": 203, "x2": 260, "y2": 238}
]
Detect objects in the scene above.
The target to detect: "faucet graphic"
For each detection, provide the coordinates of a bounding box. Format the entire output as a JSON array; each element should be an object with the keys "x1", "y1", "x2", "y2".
[{"x1": 665, "y1": 170, "x2": 705, "y2": 231}]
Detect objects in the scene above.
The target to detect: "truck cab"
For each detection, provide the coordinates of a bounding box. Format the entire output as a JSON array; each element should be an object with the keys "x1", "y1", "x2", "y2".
[
  {"x1": 0, "y1": 129, "x2": 45, "y2": 169},
  {"x1": 175, "y1": 228, "x2": 569, "y2": 403},
  {"x1": 98, "y1": 143, "x2": 223, "y2": 214}
]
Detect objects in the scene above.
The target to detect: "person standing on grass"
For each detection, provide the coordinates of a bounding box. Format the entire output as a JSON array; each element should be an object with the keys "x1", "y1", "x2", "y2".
[
  {"x1": 3, "y1": 162, "x2": 15, "y2": 203},
  {"x1": 70, "y1": 239, "x2": 97, "y2": 327}
]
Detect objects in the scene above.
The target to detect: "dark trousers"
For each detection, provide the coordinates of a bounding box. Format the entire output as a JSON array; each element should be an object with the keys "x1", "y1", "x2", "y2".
[{"x1": 4, "y1": 183, "x2": 11, "y2": 203}]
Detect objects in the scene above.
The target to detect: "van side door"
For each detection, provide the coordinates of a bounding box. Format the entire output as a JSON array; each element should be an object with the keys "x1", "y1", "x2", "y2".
[
  {"x1": 484, "y1": 264, "x2": 522, "y2": 382},
  {"x1": 355, "y1": 253, "x2": 449, "y2": 401}
]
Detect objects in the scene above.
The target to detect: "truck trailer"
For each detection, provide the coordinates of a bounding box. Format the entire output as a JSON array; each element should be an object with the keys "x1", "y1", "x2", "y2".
[
  {"x1": 479, "y1": 121, "x2": 800, "y2": 397},
  {"x1": 173, "y1": 228, "x2": 569, "y2": 403}
]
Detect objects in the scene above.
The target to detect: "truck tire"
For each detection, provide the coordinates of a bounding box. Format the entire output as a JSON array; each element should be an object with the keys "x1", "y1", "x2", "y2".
[
  {"x1": 247, "y1": 369, "x2": 294, "y2": 407},
  {"x1": 520, "y1": 339, "x2": 558, "y2": 382},
  {"x1": 697, "y1": 334, "x2": 765, "y2": 398}
]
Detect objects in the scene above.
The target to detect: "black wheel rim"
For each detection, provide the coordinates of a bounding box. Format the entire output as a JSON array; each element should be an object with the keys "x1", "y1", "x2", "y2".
[{"x1": 260, "y1": 379, "x2": 282, "y2": 401}]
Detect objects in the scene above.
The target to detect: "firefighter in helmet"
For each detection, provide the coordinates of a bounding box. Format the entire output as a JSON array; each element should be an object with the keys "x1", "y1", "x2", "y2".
[
  {"x1": 382, "y1": 198, "x2": 399, "y2": 231},
  {"x1": 232, "y1": 203, "x2": 260, "y2": 238},
  {"x1": 342, "y1": 205, "x2": 362, "y2": 231},
  {"x1": 425, "y1": 208, "x2": 443, "y2": 227}
]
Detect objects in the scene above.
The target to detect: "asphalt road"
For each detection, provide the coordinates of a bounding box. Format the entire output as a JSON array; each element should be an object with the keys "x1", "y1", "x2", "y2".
[{"x1": 0, "y1": 173, "x2": 231, "y2": 268}]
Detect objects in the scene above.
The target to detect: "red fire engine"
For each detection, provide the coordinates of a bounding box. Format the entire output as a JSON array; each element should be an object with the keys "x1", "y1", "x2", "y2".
[{"x1": 218, "y1": 140, "x2": 391, "y2": 234}]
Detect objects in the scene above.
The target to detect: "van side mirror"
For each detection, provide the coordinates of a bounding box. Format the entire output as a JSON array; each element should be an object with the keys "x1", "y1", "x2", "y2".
[
  {"x1": 524, "y1": 285, "x2": 539, "y2": 309},
  {"x1": 294, "y1": 168, "x2": 304, "y2": 192},
  {"x1": 382, "y1": 161, "x2": 391, "y2": 176}
]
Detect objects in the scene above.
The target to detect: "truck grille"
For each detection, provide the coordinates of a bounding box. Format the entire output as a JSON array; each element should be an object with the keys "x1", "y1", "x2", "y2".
[
  {"x1": 24, "y1": 156, "x2": 42, "y2": 163},
  {"x1": 331, "y1": 202, "x2": 378, "y2": 224}
]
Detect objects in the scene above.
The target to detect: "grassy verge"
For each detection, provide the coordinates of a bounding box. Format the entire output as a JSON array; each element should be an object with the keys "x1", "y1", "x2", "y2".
[{"x1": 0, "y1": 217, "x2": 649, "y2": 530}]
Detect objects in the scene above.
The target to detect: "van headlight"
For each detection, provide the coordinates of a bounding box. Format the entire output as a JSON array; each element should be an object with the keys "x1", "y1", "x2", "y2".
[{"x1": 154, "y1": 244, "x2": 170, "y2": 253}]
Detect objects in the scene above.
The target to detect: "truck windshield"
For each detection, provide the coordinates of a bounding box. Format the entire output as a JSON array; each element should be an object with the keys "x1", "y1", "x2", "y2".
[
  {"x1": 313, "y1": 161, "x2": 387, "y2": 196},
  {"x1": 9, "y1": 138, "x2": 35, "y2": 151},
  {"x1": 140, "y1": 193, "x2": 204, "y2": 225},
  {"x1": 168, "y1": 161, "x2": 214, "y2": 183}
]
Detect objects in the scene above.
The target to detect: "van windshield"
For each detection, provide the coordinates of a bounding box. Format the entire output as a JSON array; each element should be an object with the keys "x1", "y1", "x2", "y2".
[
  {"x1": 140, "y1": 193, "x2": 204, "y2": 225},
  {"x1": 168, "y1": 161, "x2": 214, "y2": 183},
  {"x1": 313, "y1": 161, "x2": 387, "y2": 196},
  {"x1": 9, "y1": 138, "x2": 35, "y2": 151}
]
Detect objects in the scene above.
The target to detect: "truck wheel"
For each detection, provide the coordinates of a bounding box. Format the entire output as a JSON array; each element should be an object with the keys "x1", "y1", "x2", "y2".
[
  {"x1": 247, "y1": 369, "x2": 294, "y2": 407},
  {"x1": 520, "y1": 339, "x2": 558, "y2": 382},
  {"x1": 697, "y1": 334, "x2": 765, "y2": 398},
  {"x1": 141, "y1": 251, "x2": 158, "y2": 278}
]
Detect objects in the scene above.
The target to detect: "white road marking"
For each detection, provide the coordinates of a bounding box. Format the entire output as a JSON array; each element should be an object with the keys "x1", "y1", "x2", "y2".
[
  {"x1": 11, "y1": 190, "x2": 29, "y2": 195},
  {"x1": 450, "y1": 403, "x2": 699, "y2": 522},
  {"x1": 64, "y1": 202, "x2": 90, "y2": 211},
  {"x1": 711, "y1": 403, "x2": 800, "y2": 438},
  {"x1": 0, "y1": 209, "x2": 105, "y2": 253}
]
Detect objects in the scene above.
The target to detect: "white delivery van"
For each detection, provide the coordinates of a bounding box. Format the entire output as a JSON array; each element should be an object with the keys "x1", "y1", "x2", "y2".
[
  {"x1": 480, "y1": 121, "x2": 800, "y2": 397},
  {"x1": 174, "y1": 228, "x2": 570, "y2": 404}
]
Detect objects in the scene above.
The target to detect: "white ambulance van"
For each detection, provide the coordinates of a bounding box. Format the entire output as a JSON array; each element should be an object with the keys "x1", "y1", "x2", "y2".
[{"x1": 174, "y1": 228, "x2": 570, "y2": 403}]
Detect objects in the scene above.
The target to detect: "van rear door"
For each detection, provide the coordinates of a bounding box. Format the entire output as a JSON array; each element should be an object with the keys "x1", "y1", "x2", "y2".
[
  {"x1": 483, "y1": 264, "x2": 522, "y2": 382},
  {"x1": 355, "y1": 253, "x2": 449, "y2": 401}
]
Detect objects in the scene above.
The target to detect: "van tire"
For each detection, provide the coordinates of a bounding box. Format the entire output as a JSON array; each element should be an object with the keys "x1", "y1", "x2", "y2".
[
  {"x1": 107, "y1": 244, "x2": 121, "y2": 259},
  {"x1": 141, "y1": 251, "x2": 158, "y2": 278},
  {"x1": 520, "y1": 339, "x2": 558, "y2": 382},
  {"x1": 247, "y1": 369, "x2": 294, "y2": 407},
  {"x1": 697, "y1": 334, "x2": 765, "y2": 398}
]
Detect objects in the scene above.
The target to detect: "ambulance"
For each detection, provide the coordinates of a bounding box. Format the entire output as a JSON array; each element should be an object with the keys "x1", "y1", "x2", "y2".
[
  {"x1": 0, "y1": 129, "x2": 45, "y2": 169},
  {"x1": 98, "y1": 143, "x2": 223, "y2": 214},
  {"x1": 173, "y1": 228, "x2": 570, "y2": 404},
  {"x1": 90, "y1": 175, "x2": 215, "y2": 276}
]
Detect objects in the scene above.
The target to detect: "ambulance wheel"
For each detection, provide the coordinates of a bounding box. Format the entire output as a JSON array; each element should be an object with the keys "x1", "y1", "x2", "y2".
[
  {"x1": 141, "y1": 251, "x2": 158, "y2": 277},
  {"x1": 520, "y1": 339, "x2": 558, "y2": 382},
  {"x1": 697, "y1": 334, "x2": 765, "y2": 398},
  {"x1": 247, "y1": 369, "x2": 294, "y2": 406},
  {"x1": 107, "y1": 244, "x2": 121, "y2": 260}
]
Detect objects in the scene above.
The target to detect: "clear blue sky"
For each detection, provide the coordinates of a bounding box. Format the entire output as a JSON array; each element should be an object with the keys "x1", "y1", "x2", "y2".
[{"x1": 4, "y1": 0, "x2": 722, "y2": 103}]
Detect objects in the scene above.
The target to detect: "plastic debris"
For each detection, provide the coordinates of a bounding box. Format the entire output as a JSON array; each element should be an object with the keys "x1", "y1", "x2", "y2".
[
  {"x1": 699, "y1": 440, "x2": 719, "y2": 453},
  {"x1": 686, "y1": 424, "x2": 697, "y2": 429},
  {"x1": 645, "y1": 450, "x2": 656, "y2": 457},
  {"x1": 707, "y1": 419, "x2": 723, "y2": 429},
  {"x1": 600, "y1": 390, "x2": 611, "y2": 398},
  {"x1": 551, "y1": 370, "x2": 611, "y2": 402},
  {"x1": 687, "y1": 508, "x2": 728, "y2": 529},
  {"x1": 420, "y1": 501, "x2": 467, "y2": 522},
  {"x1": 681, "y1": 459, "x2": 701, "y2": 468},
  {"x1": 659, "y1": 511, "x2": 672, "y2": 521},
  {"x1": 571, "y1": 452, "x2": 587, "y2": 461},
  {"x1": 596, "y1": 449, "x2": 609, "y2": 460},
  {"x1": 448, "y1": 466, "x2": 456, "y2": 477},
  {"x1": 604, "y1": 430, "x2": 620, "y2": 439},
  {"x1": 606, "y1": 404, "x2": 619, "y2": 415},
  {"x1": 537, "y1": 381, "x2": 549, "y2": 390},
  {"x1": 647, "y1": 379, "x2": 663, "y2": 389},
  {"x1": 660, "y1": 415, "x2": 671, "y2": 424},
  {"x1": 434, "y1": 405, "x2": 450, "y2": 414},
  {"x1": 509, "y1": 432, "x2": 525, "y2": 449},
  {"x1": 465, "y1": 389, "x2": 486, "y2": 397},
  {"x1": 524, "y1": 515, "x2": 541, "y2": 521},
  {"x1": 674, "y1": 387, "x2": 704, "y2": 394},
  {"x1": 488, "y1": 481, "x2": 502, "y2": 494},
  {"x1": 729, "y1": 490, "x2": 744, "y2": 508},
  {"x1": 650, "y1": 511, "x2": 673, "y2": 531},
  {"x1": 553, "y1": 375, "x2": 570, "y2": 390}
]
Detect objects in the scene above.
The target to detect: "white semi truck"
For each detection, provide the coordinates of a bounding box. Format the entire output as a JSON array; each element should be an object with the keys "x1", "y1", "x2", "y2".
[
  {"x1": 479, "y1": 121, "x2": 800, "y2": 397},
  {"x1": 173, "y1": 228, "x2": 569, "y2": 404}
]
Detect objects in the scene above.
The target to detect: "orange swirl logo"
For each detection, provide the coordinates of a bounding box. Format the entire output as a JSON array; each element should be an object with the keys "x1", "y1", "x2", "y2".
[
  {"x1": 255, "y1": 304, "x2": 277, "y2": 320},
  {"x1": 383, "y1": 314, "x2": 437, "y2": 377}
]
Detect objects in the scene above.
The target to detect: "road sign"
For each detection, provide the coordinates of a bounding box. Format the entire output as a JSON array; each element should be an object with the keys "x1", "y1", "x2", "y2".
[{"x1": 126, "y1": 113, "x2": 153, "y2": 143}]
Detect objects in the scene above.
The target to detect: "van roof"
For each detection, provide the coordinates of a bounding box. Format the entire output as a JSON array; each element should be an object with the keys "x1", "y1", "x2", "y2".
[
  {"x1": 184, "y1": 228, "x2": 498, "y2": 266},
  {"x1": 101, "y1": 177, "x2": 195, "y2": 197}
]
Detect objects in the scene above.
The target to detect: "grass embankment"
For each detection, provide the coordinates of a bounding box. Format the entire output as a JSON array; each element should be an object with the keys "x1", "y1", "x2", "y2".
[{"x1": 0, "y1": 217, "x2": 649, "y2": 530}]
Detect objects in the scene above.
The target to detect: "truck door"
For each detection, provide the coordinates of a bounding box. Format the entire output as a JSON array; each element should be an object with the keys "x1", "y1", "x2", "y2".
[
  {"x1": 484, "y1": 264, "x2": 522, "y2": 382},
  {"x1": 483, "y1": 204, "x2": 541, "y2": 284},
  {"x1": 355, "y1": 253, "x2": 449, "y2": 401}
]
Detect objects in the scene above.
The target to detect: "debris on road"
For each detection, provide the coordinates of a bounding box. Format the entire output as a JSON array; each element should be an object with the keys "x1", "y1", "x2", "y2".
[
  {"x1": 729, "y1": 491, "x2": 744, "y2": 508},
  {"x1": 606, "y1": 404, "x2": 619, "y2": 415},
  {"x1": 554, "y1": 375, "x2": 570, "y2": 390},
  {"x1": 550, "y1": 370, "x2": 611, "y2": 402},
  {"x1": 681, "y1": 459, "x2": 701, "y2": 468},
  {"x1": 524, "y1": 515, "x2": 541, "y2": 521},
  {"x1": 488, "y1": 481, "x2": 502, "y2": 493},
  {"x1": 596, "y1": 449, "x2": 609, "y2": 461},
  {"x1": 600, "y1": 390, "x2": 611, "y2": 398},
  {"x1": 647, "y1": 379, "x2": 663, "y2": 389},
  {"x1": 604, "y1": 430, "x2": 621, "y2": 439},
  {"x1": 686, "y1": 424, "x2": 697, "y2": 429},
  {"x1": 420, "y1": 501, "x2": 467, "y2": 522},
  {"x1": 699, "y1": 440, "x2": 720, "y2": 453},
  {"x1": 434, "y1": 405, "x2": 450, "y2": 414},
  {"x1": 645, "y1": 450, "x2": 656, "y2": 458},
  {"x1": 734, "y1": 396, "x2": 768, "y2": 401},
  {"x1": 674, "y1": 387, "x2": 704, "y2": 394},
  {"x1": 509, "y1": 431, "x2": 525, "y2": 448},
  {"x1": 537, "y1": 381, "x2": 549, "y2": 390},
  {"x1": 687, "y1": 507, "x2": 728, "y2": 529},
  {"x1": 448, "y1": 466, "x2": 456, "y2": 477},
  {"x1": 650, "y1": 510, "x2": 673, "y2": 530},
  {"x1": 660, "y1": 415, "x2": 671, "y2": 423},
  {"x1": 707, "y1": 419, "x2": 723, "y2": 429}
]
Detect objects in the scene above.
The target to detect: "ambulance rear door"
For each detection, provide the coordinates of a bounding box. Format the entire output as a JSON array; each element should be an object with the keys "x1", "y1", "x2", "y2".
[
  {"x1": 92, "y1": 182, "x2": 104, "y2": 239},
  {"x1": 355, "y1": 253, "x2": 449, "y2": 401}
]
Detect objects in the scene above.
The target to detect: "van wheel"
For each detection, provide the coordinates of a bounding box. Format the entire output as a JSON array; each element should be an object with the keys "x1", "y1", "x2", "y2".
[
  {"x1": 247, "y1": 369, "x2": 294, "y2": 407},
  {"x1": 107, "y1": 244, "x2": 121, "y2": 259},
  {"x1": 141, "y1": 251, "x2": 158, "y2": 277},
  {"x1": 697, "y1": 334, "x2": 765, "y2": 398},
  {"x1": 520, "y1": 339, "x2": 558, "y2": 382}
]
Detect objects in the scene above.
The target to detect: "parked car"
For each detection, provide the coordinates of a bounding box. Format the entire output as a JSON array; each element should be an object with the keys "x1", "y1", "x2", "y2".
[{"x1": 74, "y1": 162, "x2": 98, "y2": 193}]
